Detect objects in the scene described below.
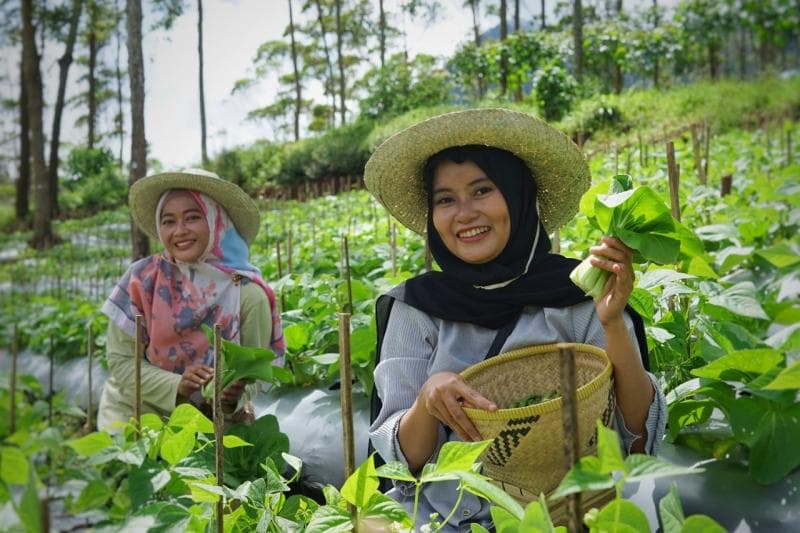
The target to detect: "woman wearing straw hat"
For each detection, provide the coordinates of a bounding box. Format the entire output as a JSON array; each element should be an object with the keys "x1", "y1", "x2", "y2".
[
  {"x1": 96, "y1": 168, "x2": 285, "y2": 429},
  {"x1": 365, "y1": 109, "x2": 665, "y2": 531}
]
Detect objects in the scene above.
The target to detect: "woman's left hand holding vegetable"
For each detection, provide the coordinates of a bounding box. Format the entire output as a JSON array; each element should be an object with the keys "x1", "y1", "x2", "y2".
[
  {"x1": 221, "y1": 380, "x2": 246, "y2": 413},
  {"x1": 589, "y1": 236, "x2": 634, "y2": 325}
]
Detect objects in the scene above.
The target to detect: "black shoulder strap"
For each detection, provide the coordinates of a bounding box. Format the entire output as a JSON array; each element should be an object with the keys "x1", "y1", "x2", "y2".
[{"x1": 484, "y1": 310, "x2": 521, "y2": 359}]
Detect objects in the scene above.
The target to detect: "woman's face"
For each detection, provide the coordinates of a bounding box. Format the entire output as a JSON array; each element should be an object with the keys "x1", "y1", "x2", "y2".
[
  {"x1": 431, "y1": 159, "x2": 511, "y2": 264},
  {"x1": 159, "y1": 191, "x2": 210, "y2": 263}
]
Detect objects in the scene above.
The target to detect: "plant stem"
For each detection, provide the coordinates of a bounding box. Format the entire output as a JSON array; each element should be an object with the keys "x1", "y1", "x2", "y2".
[{"x1": 434, "y1": 486, "x2": 465, "y2": 532}]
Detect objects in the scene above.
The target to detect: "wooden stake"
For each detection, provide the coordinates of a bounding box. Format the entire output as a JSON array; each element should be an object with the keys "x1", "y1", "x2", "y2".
[
  {"x1": 721, "y1": 174, "x2": 733, "y2": 196},
  {"x1": 40, "y1": 495, "x2": 50, "y2": 533},
  {"x1": 558, "y1": 344, "x2": 581, "y2": 533},
  {"x1": 788, "y1": 129, "x2": 793, "y2": 166},
  {"x1": 276, "y1": 242, "x2": 285, "y2": 311},
  {"x1": 213, "y1": 323, "x2": 224, "y2": 533},
  {"x1": 390, "y1": 224, "x2": 397, "y2": 278},
  {"x1": 10, "y1": 324, "x2": 17, "y2": 434},
  {"x1": 703, "y1": 123, "x2": 711, "y2": 178},
  {"x1": 134, "y1": 314, "x2": 143, "y2": 435},
  {"x1": 48, "y1": 335, "x2": 54, "y2": 427},
  {"x1": 342, "y1": 235, "x2": 353, "y2": 314},
  {"x1": 287, "y1": 228, "x2": 293, "y2": 274},
  {"x1": 338, "y1": 312, "x2": 357, "y2": 520},
  {"x1": 666, "y1": 141, "x2": 681, "y2": 221},
  {"x1": 86, "y1": 322, "x2": 94, "y2": 432},
  {"x1": 691, "y1": 124, "x2": 706, "y2": 185}
]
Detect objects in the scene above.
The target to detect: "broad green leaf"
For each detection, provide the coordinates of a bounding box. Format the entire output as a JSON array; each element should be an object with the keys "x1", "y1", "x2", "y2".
[
  {"x1": 282, "y1": 452, "x2": 304, "y2": 479},
  {"x1": 685, "y1": 256, "x2": 718, "y2": 279},
  {"x1": 341, "y1": 454, "x2": 379, "y2": 509},
  {"x1": 363, "y1": 492, "x2": 413, "y2": 528},
  {"x1": 596, "y1": 422, "x2": 625, "y2": 474},
  {"x1": 305, "y1": 505, "x2": 353, "y2": 533},
  {"x1": 471, "y1": 524, "x2": 492, "y2": 533},
  {"x1": 427, "y1": 440, "x2": 490, "y2": 476},
  {"x1": 18, "y1": 467, "x2": 41, "y2": 533},
  {"x1": 549, "y1": 456, "x2": 613, "y2": 500},
  {"x1": 681, "y1": 515, "x2": 727, "y2": 532},
  {"x1": 707, "y1": 282, "x2": 769, "y2": 320},
  {"x1": 187, "y1": 478, "x2": 223, "y2": 503},
  {"x1": 0, "y1": 446, "x2": 28, "y2": 485},
  {"x1": 520, "y1": 494, "x2": 559, "y2": 532},
  {"x1": 160, "y1": 427, "x2": 196, "y2": 465},
  {"x1": 225, "y1": 415, "x2": 289, "y2": 486},
  {"x1": 141, "y1": 413, "x2": 164, "y2": 431},
  {"x1": 222, "y1": 435, "x2": 252, "y2": 448},
  {"x1": 755, "y1": 243, "x2": 800, "y2": 269},
  {"x1": 490, "y1": 505, "x2": 520, "y2": 533},
  {"x1": 715, "y1": 246, "x2": 754, "y2": 274},
  {"x1": 168, "y1": 403, "x2": 214, "y2": 434},
  {"x1": 628, "y1": 288, "x2": 655, "y2": 324},
  {"x1": 202, "y1": 339, "x2": 275, "y2": 399},
  {"x1": 350, "y1": 324, "x2": 376, "y2": 364},
  {"x1": 322, "y1": 485, "x2": 345, "y2": 508},
  {"x1": 763, "y1": 360, "x2": 800, "y2": 390},
  {"x1": 691, "y1": 349, "x2": 784, "y2": 382},
  {"x1": 375, "y1": 461, "x2": 416, "y2": 483},
  {"x1": 457, "y1": 470, "x2": 525, "y2": 520},
  {"x1": 593, "y1": 499, "x2": 650, "y2": 533},
  {"x1": 284, "y1": 323, "x2": 310, "y2": 351},
  {"x1": 624, "y1": 454, "x2": 701, "y2": 482},
  {"x1": 310, "y1": 352, "x2": 340, "y2": 365},
  {"x1": 667, "y1": 400, "x2": 714, "y2": 441},
  {"x1": 72, "y1": 478, "x2": 113, "y2": 512},
  {"x1": 67, "y1": 431, "x2": 113, "y2": 456},
  {"x1": 615, "y1": 227, "x2": 681, "y2": 264},
  {"x1": 638, "y1": 269, "x2": 695, "y2": 290},
  {"x1": 658, "y1": 484, "x2": 685, "y2": 533}
]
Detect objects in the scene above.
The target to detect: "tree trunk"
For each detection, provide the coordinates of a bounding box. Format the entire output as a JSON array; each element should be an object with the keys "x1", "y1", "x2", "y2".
[
  {"x1": 127, "y1": 0, "x2": 150, "y2": 259},
  {"x1": 617, "y1": 0, "x2": 622, "y2": 13},
  {"x1": 378, "y1": 0, "x2": 386, "y2": 69},
  {"x1": 499, "y1": 0, "x2": 507, "y2": 95},
  {"x1": 652, "y1": 0, "x2": 659, "y2": 27},
  {"x1": 540, "y1": 0, "x2": 546, "y2": 29},
  {"x1": 48, "y1": 0, "x2": 83, "y2": 219},
  {"x1": 22, "y1": 0, "x2": 56, "y2": 249},
  {"x1": 708, "y1": 42, "x2": 718, "y2": 80},
  {"x1": 17, "y1": 59, "x2": 31, "y2": 224},
  {"x1": 737, "y1": 25, "x2": 747, "y2": 79},
  {"x1": 335, "y1": 0, "x2": 346, "y2": 125},
  {"x1": 115, "y1": 0, "x2": 125, "y2": 171},
  {"x1": 514, "y1": 0, "x2": 519, "y2": 31},
  {"x1": 614, "y1": 62, "x2": 622, "y2": 93},
  {"x1": 469, "y1": 0, "x2": 484, "y2": 99},
  {"x1": 288, "y1": 0, "x2": 301, "y2": 142},
  {"x1": 198, "y1": 0, "x2": 208, "y2": 163},
  {"x1": 88, "y1": 0, "x2": 98, "y2": 149},
  {"x1": 314, "y1": 0, "x2": 336, "y2": 128},
  {"x1": 573, "y1": 0, "x2": 583, "y2": 81}
]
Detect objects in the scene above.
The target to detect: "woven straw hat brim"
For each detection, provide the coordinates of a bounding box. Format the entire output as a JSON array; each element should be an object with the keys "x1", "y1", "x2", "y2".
[
  {"x1": 129, "y1": 170, "x2": 260, "y2": 244},
  {"x1": 364, "y1": 108, "x2": 590, "y2": 235}
]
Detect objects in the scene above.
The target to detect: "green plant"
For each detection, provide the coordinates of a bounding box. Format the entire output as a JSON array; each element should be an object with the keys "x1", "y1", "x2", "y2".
[{"x1": 534, "y1": 62, "x2": 577, "y2": 121}]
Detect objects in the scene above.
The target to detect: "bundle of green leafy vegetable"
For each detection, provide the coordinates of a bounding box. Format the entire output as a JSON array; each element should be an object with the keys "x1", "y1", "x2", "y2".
[
  {"x1": 511, "y1": 390, "x2": 560, "y2": 408},
  {"x1": 569, "y1": 174, "x2": 697, "y2": 299}
]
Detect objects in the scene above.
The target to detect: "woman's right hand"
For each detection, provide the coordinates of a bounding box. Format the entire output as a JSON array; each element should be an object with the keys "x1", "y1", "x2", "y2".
[
  {"x1": 177, "y1": 363, "x2": 214, "y2": 399},
  {"x1": 418, "y1": 372, "x2": 497, "y2": 442}
]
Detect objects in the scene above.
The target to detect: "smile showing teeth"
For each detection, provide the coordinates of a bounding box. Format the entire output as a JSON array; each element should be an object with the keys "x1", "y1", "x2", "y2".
[
  {"x1": 175, "y1": 240, "x2": 195, "y2": 249},
  {"x1": 458, "y1": 226, "x2": 490, "y2": 239}
]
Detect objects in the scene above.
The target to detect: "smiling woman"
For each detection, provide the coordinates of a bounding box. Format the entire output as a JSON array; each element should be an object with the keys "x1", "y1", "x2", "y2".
[{"x1": 96, "y1": 169, "x2": 286, "y2": 429}]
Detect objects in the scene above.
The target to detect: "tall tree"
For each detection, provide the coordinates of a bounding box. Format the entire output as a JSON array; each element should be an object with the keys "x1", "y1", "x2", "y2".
[
  {"x1": 197, "y1": 0, "x2": 207, "y2": 163},
  {"x1": 468, "y1": 0, "x2": 480, "y2": 46},
  {"x1": 48, "y1": 0, "x2": 83, "y2": 218},
  {"x1": 17, "y1": 58, "x2": 31, "y2": 223},
  {"x1": 540, "y1": 0, "x2": 545, "y2": 29},
  {"x1": 114, "y1": 0, "x2": 125, "y2": 170},
  {"x1": 513, "y1": 0, "x2": 519, "y2": 31},
  {"x1": 127, "y1": 0, "x2": 150, "y2": 259},
  {"x1": 573, "y1": 0, "x2": 583, "y2": 81},
  {"x1": 499, "y1": 0, "x2": 507, "y2": 95},
  {"x1": 87, "y1": 0, "x2": 99, "y2": 148},
  {"x1": 378, "y1": 0, "x2": 386, "y2": 68},
  {"x1": 22, "y1": 0, "x2": 56, "y2": 248},
  {"x1": 287, "y1": 0, "x2": 301, "y2": 141},
  {"x1": 335, "y1": 0, "x2": 346, "y2": 125},
  {"x1": 309, "y1": 0, "x2": 337, "y2": 127}
]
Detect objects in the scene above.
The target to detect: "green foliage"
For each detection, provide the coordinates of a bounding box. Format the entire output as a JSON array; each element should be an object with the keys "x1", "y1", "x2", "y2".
[
  {"x1": 207, "y1": 140, "x2": 283, "y2": 196},
  {"x1": 61, "y1": 147, "x2": 127, "y2": 213},
  {"x1": 199, "y1": 325, "x2": 276, "y2": 400},
  {"x1": 533, "y1": 62, "x2": 577, "y2": 121}
]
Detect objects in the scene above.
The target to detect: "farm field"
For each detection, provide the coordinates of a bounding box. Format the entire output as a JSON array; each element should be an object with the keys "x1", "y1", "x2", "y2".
[{"x1": 1, "y1": 115, "x2": 798, "y2": 531}]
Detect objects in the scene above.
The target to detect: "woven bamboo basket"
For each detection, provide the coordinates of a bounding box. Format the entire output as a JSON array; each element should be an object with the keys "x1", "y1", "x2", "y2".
[{"x1": 461, "y1": 342, "x2": 616, "y2": 508}]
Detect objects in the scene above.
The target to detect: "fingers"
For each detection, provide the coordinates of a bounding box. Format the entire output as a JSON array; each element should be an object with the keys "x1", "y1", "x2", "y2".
[{"x1": 421, "y1": 373, "x2": 495, "y2": 442}]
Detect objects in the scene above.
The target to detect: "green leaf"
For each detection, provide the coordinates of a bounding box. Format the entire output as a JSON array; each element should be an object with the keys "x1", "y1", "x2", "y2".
[
  {"x1": 67, "y1": 431, "x2": 113, "y2": 456},
  {"x1": 628, "y1": 288, "x2": 655, "y2": 324},
  {"x1": 624, "y1": 454, "x2": 702, "y2": 482},
  {"x1": 160, "y1": 427, "x2": 196, "y2": 465},
  {"x1": 755, "y1": 242, "x2": 800, "y2": 269},
  {"x1": 596, "y1": 422, "x2": 625, "y2": 474},
  {"x1": 0, "y1": 446, "x2": 28, "y2": 485},
  {"x1": 284, "y1": 323, "x2": 310, "y2": 351},
  {"x1": 72, "y1": 478, "x2": 113, "y2": 512},
  {"x1": 350, "y1": 324, "x2": 376, "y2": 364},
  {"x1": 187, "y1": 478, "x2": 223, "y2": 503},
  {"x1": 691, "y1": 349, "x2": 784, "y2": 382},
  {"x1": 520, "y1": 494, "x2": 559, "y2": 532},
  {"x1": 707, "y1": 282, "x2": 769, "y2": 321},
  {"x1": 18, "y1": 467, "x2": 41, "y2": 533},
  {"x1": 305, "y1": 505, "x2": 353, "y2": 533},
  {"x1": 471, "y1": 524, "x2": 492, "y2": 533},
  {"x1": 222, "y1": 435, "x2": 252, "y2": 448},
  {"x1": 457, "y1": 470, "x2": 525, "y2": 520},
  {"x1": 310, "y1": 352, "x2": 340, "y2": 365},
  {"x1": 490, "y1": 505, "x2": 520, "y2": 533},
  {"x1": 592, "y1": 499, "x2": 650, "y2": 533},
  {"x1": 427, "y1": 440, "x2": 491, "y2": 477},
  {"x1": 763, "y1": 360, "x2": 800, "y2": 390},
  {"x1": 658, "y1": 484, "x2": 685, "y2": 533},
  {"x1": 667, "y1": 400, "x2": 714, "y2": 441},
  {"x1": 168, "y1": 403, "x2": 215, "y2": 434},
  {"x1": 363, "y1": 492, "x2": 413, "y2": 528},
  {"x1": 375, "y1": 461, "x2": 416, "y2": 483},
  {"x1": 638, "y1": 269, "x2": 695, "y2": 289},
  {"x1": 322, "y1": 485, "x2": 345, "y2": 507},
  {"x1": 681, "y1": 515, "x2": 727, "y2": 532},
  {"x1": 340, "y1": 454, "x2": 379, "y2": 509},
  {"x1": 202, "y1": 339, "x2": 275, "y2": 400},
  {"x1": 224, "y1": 415, "x2": 289, "y2": 486},
  {"x1": 549, "y1": 457, "x2": 614, "y2": 500}
]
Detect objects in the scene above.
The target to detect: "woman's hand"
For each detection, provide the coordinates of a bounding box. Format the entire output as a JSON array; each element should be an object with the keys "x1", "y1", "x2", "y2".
[
  {"x1": 177, "y1": 363, "x2": 214, "y2": 398},
  {"x1": 417, "y1": 372, "x2": 497, "y2": 442},
  {"x1": 221, "y1": 380, "x2": 247, "y2": 413},
  {"x1": 589, "y1": 236, "x2": 634, "y2": 327}
]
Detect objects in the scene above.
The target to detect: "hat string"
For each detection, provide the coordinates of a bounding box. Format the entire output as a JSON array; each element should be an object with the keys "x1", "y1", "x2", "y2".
[{"x1": 474, "y1": 199, "x2": 541, "y2": 291}]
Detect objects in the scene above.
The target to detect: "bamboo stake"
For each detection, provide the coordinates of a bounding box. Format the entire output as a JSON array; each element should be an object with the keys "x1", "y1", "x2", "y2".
[
  {"x1": 10, "y1": 324, "x2": 17, "y2": 434},
  {"x1": 721, "y1": 175, "x2": 733, "y2": 196},
  {"x1": 342, "y1": 235, "x2": 353, "y2": 314},
  {"x1": 276, "y1": 242, "x2": 286, "y2": 311},
  {"x1": 287, "y1": 228, "x2": 293, "y2": 274},
  {"x1": 691, "y1": 124, "x2": 706, "y2": 185},
  {"x1": 85, "y1": 322, "x2": 94, "y2": 432},
  {"x1": 703, "y1": 123, "x2": 711, "y2": 178},
  {"x1": 213, "y1": 324, "x2": 224, "y2": 533},
  {"x1": 40, "y1": 495, "x2": 50, "y2": 533},
  {"x1": 666, "y1": 142, "x2": 681, "y2": 222},
  {"x1": 338, "y1": 312, "x2": 356, "y2": 521},
  {"x1": 134, "y1": 314, "x2": 143, "y2": 435},
  {"x1": 558, "y1": 344, "x2": 581, "y2": 533},
  {"x1": 48, "y1": 335, "x2": 54, "y2": 427},
  {"x1": 788, "y1": 129, "x2": 793, "y2": 166},
  {"x1": 390, "y1": 223, "x2": 397, "y2": 277}
]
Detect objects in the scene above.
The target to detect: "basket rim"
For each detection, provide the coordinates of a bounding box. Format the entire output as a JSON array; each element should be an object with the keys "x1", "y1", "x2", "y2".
[{"x1": 461, "y1": 342, "x2": 613, "y2": 420}]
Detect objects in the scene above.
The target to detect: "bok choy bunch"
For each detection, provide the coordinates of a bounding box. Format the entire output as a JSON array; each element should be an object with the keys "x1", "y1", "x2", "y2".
[{"x1": 569, "y1": 175, "x2": 684, "y2": 299}]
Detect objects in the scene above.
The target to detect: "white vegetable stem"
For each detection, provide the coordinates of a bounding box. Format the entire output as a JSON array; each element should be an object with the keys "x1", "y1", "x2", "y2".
[{"x1": 569, "y1": 255, "x2": 611, "y2": 300}]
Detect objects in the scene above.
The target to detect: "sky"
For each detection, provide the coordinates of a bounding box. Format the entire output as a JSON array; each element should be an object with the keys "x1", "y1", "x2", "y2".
[{"x1": 1, "y1": 0, "x2": 670, "y2": 174}]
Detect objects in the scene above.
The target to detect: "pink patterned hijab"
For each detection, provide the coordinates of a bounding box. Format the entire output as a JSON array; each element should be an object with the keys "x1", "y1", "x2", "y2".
[{"x1": 102, "y1": 190, "x2": 285, "y2": 374}]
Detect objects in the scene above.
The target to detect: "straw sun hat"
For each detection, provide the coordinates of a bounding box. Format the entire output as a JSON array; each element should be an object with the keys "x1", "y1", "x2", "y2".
[
  {"x1": 364, "y1": 108, "x2": 590, "y2": 235},
  {"x1": 129, "y1": 168, "x2": 260, "y2": 244}
]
